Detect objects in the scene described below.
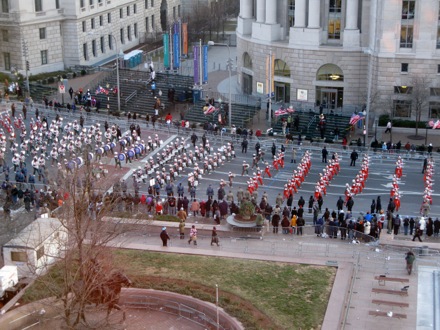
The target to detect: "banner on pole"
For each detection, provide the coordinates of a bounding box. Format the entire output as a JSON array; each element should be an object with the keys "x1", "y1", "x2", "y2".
[
  {"x1": 173, "y1": 33, "x2": 180, "y2": 69},
  {"x1": 193, "y1": 46, "x2": 199, "y2": 85},
  {"x1": 202, "y1": 45, "x2": 208, "y2": 84},
  {"x1": 163, "y1": 33, "x2": 170, "y2": 69},
  {"x1": 182, "y1": 23, "x2": 188, "y2": 56}
]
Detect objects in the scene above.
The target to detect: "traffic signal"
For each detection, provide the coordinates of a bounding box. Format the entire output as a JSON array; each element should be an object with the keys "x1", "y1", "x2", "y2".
[{"x1": 26, "y1": 60, "x2": 30, "y2": 71}]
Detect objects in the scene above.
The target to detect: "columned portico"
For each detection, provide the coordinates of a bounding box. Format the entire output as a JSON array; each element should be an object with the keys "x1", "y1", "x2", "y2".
[
  {"x1": 251, "y1": 0, "x2": 281, "y2": 41},
  {"x1": 289, "y1": 0, "x2": 321, "y2": 46},
  {"x1": 237, "y1": 0, "x2": 254, "y2": 35},
  {"x1": 343, "y1": 0, "x2": 360, "y2": 47}
]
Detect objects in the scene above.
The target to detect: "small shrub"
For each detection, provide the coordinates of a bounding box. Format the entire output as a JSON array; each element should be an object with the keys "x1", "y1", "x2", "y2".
[
  {"x1": 81, "y1": 69, "x2": 86, "y2": 76},
  {"x1": 47, "y1": 77, "x2": 55, "y2": 84},
  {"x1": 73, "y1": 72, "x2": 77, "y2": 78}
]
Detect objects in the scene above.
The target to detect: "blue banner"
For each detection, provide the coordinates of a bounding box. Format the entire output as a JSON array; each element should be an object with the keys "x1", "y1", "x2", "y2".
[
  {"x1": 202, "y1": 45, "x2": 208, "y2": 84},
  {"x1": 163, "y1": 34, "x2": 170, "y2": 69},
  {"x1": 193, "y1": 46, "x2": 199, "y2": 85},
  {"x1": 173, "y1": 33, "x2": 180, "y2": 69}
]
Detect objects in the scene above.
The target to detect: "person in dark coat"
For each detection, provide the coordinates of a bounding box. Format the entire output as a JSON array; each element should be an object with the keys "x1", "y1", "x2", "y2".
[
  {"x1": 370, "y1": 199, "x2": 376, "y2": 215},
  {"x1": 376, "y1": 196, "x2": 382, "y2": 213},
  {"x1": 272, "y1": 213, "x2": 280, "y2": 233},
  {"x1": 205, "y1": 198, "x2": 212, "y2": 218},
  {"x1": 336, "y1": 196, "x2": 344, "y2": 211},
  {"x1": 426, "y1": 217, "x2": 434, "y2": 237},
  {"x1": 219, "y1": 200, "x2": 228, "y2": 219},
  {"x1": 346, "y1": 197, "x2": 354, "y2": 212},
  {"x1": 271, "y1": 142, "x2": 276, "y2": 158},
  {"x1": 350, "y1": 150, "x2": 358, "y2": 166},
  {"x1": 160, "y1": 227, "x2": 170, "y2": 246},
  {"x1": 321, "y1": 146, "x2": 328, "y2": 163}
]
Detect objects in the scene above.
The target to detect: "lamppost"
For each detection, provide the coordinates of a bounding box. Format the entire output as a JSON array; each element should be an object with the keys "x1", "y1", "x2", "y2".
[
  {"x1": 208, "y1": 41, "x2": 232, "y2": 128},
  {"x1": 88, "y1": 33, "x2": 121, "y2": 113}
]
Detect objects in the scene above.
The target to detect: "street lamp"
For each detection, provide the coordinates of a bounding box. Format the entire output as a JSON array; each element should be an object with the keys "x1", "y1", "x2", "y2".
[
  {"x1": 88, "y1": 32, "x2": 121, "y2": 114},
  {"x1": 208, "y1": 41, "x2": 232, "y2": 128}
]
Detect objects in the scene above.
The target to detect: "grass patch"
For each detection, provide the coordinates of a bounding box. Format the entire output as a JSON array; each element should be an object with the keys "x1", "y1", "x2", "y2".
[
  {"x1": 23, "y1": 250, "x2": 335, "y2": 329},
  {"x1": 109, "y1": 212, "x2": 180, "y2": 222}
]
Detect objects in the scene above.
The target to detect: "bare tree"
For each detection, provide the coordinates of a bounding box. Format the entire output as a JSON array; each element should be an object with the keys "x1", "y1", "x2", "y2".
[
  {"x1": 25, "y1": 154, "x2": 138, "y2": 328},
  {"x1": 410, "y1": 76, "x2": 431, "y2": 136}
]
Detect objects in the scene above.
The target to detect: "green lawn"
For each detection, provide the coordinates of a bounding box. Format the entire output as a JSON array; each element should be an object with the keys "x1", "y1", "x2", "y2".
[
  {"x1": 113, "y1": 250, "x2": 335, "y2": 329},
  {"x1": 23, "y1": 250, "x2": 335, "y2": 329}
]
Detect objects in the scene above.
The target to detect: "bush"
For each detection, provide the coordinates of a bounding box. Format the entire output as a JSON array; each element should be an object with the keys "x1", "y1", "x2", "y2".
[
  {"x1": 72, "y1": 72, "x2": 77, "y2": 78},
  {"x1": 378, "y1": 114, "x2": 427, "y2": 128},
  {"x1": 81, "y1": 69, "x2": 86, "y2": 76},
  {"x1": 47, "y1": 77, "x2": 55, "y2": 84}
]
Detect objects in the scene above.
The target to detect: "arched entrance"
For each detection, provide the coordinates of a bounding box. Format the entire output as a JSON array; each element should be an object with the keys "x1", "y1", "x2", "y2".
[
  {"x1": 274, "y1": 59, "x2": 291, "y2": 103},
  {"x1": 242, "y1": 52, "x2": 253, "y2": 95},
  {"x1": 315, "y1": 64, "x2": 344, "y2": 112}
]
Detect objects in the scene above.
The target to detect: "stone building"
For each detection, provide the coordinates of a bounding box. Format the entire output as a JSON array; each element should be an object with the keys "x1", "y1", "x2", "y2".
[
  {"x1": 237, "y1": 0, "x2": 440, "y2": 120},
  {"x1": 0, "y1": 0, "x2": 181, "y2": 75}
]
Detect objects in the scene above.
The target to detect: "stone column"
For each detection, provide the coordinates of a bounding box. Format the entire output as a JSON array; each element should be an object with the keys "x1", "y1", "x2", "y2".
[
  {"x1": 345, "y1": 0, "x2": 359, "y2": 29},
  {"x1": 265, "y1": 0, "x2": 277, "y2": 24},
  {"x1": 256, "y1": 0, "x2": 265, "y2": 23},
  {"x1": 308, "y1": 0, "x2": 321, "y2": 28},
  {"x1": 240, "y1": 0, "x2": 253, "y2": 19},
  {"x1": 294, "y1": 0, "x2": 306, "y2": 28}
]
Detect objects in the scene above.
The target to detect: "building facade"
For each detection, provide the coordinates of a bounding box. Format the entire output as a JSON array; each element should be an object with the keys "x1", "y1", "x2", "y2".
[
  {"x1": 237, "y1": 0, "x2": 440, "y2": 120},
  {"x1": 0, "y1": 0, "x2": 181, "y2": 75}
]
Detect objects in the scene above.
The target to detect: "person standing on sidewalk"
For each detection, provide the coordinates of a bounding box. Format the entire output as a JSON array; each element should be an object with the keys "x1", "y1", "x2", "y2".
[
  {"x1": 179, "y1": 219, "x2": 185, "y2": 239},
  {"x1": 188, "y1": 225, "x2": 197, "y2": 245},
  {"x1": 405, "y1": 251, "x2": 415, "y2": 275},
  {"x1": 160, "y1": 227, "x2": 170, "y2": 247},
  {"x1": 211, "y1": 226, "x2": 220, "y2": 246},
  {"x1": 412, "y1": 217, "x2": 425, "y2": 242}
]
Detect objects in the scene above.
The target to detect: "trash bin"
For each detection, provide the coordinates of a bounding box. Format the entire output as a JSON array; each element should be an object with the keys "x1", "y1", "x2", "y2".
[{"x1": 192, "y1": 89, "x2": 200, "y2": 104}]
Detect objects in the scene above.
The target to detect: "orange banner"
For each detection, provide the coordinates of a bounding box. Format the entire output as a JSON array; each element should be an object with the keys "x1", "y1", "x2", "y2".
[{"x1": 182, "y1": 23, "x2": 188, "y2": 56}]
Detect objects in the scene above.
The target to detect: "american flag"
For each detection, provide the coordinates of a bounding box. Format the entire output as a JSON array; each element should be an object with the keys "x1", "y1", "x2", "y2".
[
  {"x1": 349, "y1": 114, "x2": 361, "y2": 125},
  {"x1": 95, "y1": 85, "x2": 109, "y2": 95},
  {"x1": 275, "y1": 107, "x2": 288, "y2": 117},
  {"x1": 203, "y1": 104, "x2": 216, "y2": 115},
  {"x1": 428, "y1": 120, "x2": 440, "y2": 129}
]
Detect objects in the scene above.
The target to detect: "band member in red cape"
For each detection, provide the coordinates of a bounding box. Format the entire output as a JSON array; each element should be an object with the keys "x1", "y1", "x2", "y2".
[
  {"x1": 264, "y1": 162, "x2": 272, "y2": 178},
  {"x1": 283, "y1": 184, "x2": 290, "y2": 199},
  {"x1": 256, "y1": 170, "x2": 263, "y2": 185},
  {"x1": 394, "y1": 193, "x2": 401, "y2": 212},
  {"x1": 273, "y1": 156, "x2": 279, "y2": 170}
]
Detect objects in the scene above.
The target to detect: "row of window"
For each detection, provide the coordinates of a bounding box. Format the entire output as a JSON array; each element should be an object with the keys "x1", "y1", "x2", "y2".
[
  {"x1": 393, "y1": 100, "x2": 440, "y2": 118},
  {"x1": 1, "y1": 0, "x2": 61, "y2": 13},
  {"x1": 82, "y1": 25, "x2": 139, "y2": 60},
  {"x1": 82, "y1": 13, "x2": 111, "y2": 32},
  {"x1": 80, "y1": 0, "x2": 105, "y2": 8},
  {"x1": 2, "y1": 27, "x2": 48, "y2": 41},
  {"x1": 3, "y1": 50, "x2": 48, "y2": 70}
]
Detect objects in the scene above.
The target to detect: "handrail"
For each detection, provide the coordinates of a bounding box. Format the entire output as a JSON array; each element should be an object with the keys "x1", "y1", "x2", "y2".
[
  {"x1": 125, "y1": 90, "x2": 137, "y2": 105},
  {"x1": 307, "y1": 115, "x2": 318, "y2": 133}
]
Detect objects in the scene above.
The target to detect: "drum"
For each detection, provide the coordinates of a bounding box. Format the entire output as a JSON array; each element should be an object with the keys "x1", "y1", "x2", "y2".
[
  {"x1": 104, "y1": 145, "x2": 110, "y2": 151},
  {"x1": 128, "y1": 149, "x2": 135, "y2": 158},
  {"x1": 118, "y1": 153, "x2": 126, "y2": 161},
  {"x1": 74, "y1": 157, "x2": 83, "y2": 167},
  {"x1": 139, "y1": 143, "x2": 145, "y2": 151},
  {"x1": 88, "y1": 153, "x2": 94, "y2": 161},
  {"x1": 119, "y1": 140, "x2": 126, "y2": 146},
  {"x1": 110, "y1": 142, "x2": 116, "y2": 149},
  {"x1": 125, "y1": 136, "x2": 132, "y2": 143},
  {"x1": 134, "y1": 146, "x2": 141, "y2": 155},
  {"x1": 67, "y1": 160, "x2": 76, "y2": 170}
]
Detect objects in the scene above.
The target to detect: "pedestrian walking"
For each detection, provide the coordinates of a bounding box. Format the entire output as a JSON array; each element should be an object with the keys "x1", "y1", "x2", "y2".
[
  {"x1": 160, "y1": 227, "x2": 170, "y2": 247},
  {"x1": 405, "y1": 251, "x2": 415, "y2": 275},
  {"x1": 188, "y1": 225, "x2": 197, "y2": 245},
  {"x1": 210, "y1": 226, "x2": 220, "y2": 246}
]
